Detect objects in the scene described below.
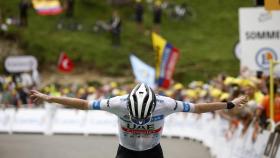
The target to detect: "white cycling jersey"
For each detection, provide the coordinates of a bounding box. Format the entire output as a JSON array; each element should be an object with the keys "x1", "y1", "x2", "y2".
[{"x1": 88, "y1": 95, "x2": 195, "y2": 151}]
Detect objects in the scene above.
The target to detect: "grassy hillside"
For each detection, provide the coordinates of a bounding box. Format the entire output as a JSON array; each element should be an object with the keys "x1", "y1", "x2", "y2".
[{"x1": 0, "y1": 0, "x2": 253, "y2": 83}]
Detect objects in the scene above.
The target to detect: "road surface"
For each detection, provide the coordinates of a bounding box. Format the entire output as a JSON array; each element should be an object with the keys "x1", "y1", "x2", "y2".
[{"x1": 0, "y1": 134, "x2": 211, "y2": 158}]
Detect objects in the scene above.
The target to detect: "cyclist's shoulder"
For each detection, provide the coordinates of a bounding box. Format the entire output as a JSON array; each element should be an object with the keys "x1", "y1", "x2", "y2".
[
  {"x1": 107, "y1": 94, "x2": 128, "y2": 106},
  {"x1": 155, "y1": 95, "x2": 176, "y2": 106},
  {"x1": 156, "y1": 94, "x2": 173, "y2": 100},
  {"x1": 110, "y1": 94, "x2": 128, "y2": 101}
]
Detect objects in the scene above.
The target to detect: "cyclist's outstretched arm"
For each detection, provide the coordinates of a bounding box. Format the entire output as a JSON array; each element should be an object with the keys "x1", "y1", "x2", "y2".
[
  {"x1": 30, "y1": 90, "x2": 89, "y2": 110},
  {"x1": 193, "y1": 95, "x2": 248, "y2": 113}
]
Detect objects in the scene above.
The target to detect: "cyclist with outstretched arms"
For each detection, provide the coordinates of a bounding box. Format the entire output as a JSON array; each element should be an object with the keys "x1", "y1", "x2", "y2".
[{"x1": 30, "y1": 83, "x2": 248, "y2": 158}]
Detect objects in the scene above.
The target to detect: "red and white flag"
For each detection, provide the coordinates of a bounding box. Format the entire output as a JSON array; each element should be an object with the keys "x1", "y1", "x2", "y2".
[{"x1": 58, "y1": 52, "x2": 74, "y2": 72}]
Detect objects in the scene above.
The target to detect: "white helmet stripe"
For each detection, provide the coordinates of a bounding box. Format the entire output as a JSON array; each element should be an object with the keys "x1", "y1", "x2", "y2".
[
  {"x1": 129, "y1": 84, "x2": 140, "y2": 117},
  {"x1": 140, "y1": 85, "x2": 149, "y2": 118},
  {"x1": 130, "y1": 95, "x2": 136, "y2": 116},
  {"x1": 137, "y1": 84, "x2": 146, "y2": 118},
  {"x1": 144, "y1": 87, "x2": 153, "y2": 117}
]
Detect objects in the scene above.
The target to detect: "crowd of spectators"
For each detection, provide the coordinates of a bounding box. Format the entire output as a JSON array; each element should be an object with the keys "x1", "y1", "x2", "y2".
[
  {"x1": 1, "y1": 70, "x2": 280, "y2": 124},
  {"x1": 1, "y1": 70, "x2": 280, "y2": 144},
  {"x1": 0, "y1": 72, "x2": 37, "y2": 108}
]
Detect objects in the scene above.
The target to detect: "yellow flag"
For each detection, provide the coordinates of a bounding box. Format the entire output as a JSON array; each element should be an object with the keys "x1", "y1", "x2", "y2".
[
  {"x1": 152, "y1": 32, "x2": 167, "y2": 79},
  {"x1": 265, "y1": 0, "x2": 280, "y2": 11}
]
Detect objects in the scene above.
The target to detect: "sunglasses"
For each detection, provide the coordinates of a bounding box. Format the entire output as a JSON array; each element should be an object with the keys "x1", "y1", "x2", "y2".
[{"x1": 129, "y1": 113, "x2": 153, "y2": 126}]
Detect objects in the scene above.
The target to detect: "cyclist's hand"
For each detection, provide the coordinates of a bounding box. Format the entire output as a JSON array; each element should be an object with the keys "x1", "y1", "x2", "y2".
[
  {"x1": 232, "y1": 95, "x2": 248, "y2": 108},
  {"x1": 30, "y1": 90, "x2": 50, "y2": 104}
]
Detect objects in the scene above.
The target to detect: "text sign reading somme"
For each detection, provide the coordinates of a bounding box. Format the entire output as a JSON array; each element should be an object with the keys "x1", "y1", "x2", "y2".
[{"x1": 239, "y1": 8, "x2": 280, "y2": 75}]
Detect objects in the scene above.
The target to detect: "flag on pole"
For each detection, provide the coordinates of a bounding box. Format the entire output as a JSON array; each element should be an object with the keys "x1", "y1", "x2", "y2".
[
  {"x1": 151, "y1": 32, "x2": 180, "y2": 89},
  {"x1": 32, "y1": 0, "x2": 63, "y2": 16},
  {"x1": 152, "y1": 32, "x2": 167, "y2": 81},
  {"x1": 58, "y1": 52, "x2": 74, "y2": 73},
  {"x1": 130, "y1": 54, "x2": 156, "y2": 89}
]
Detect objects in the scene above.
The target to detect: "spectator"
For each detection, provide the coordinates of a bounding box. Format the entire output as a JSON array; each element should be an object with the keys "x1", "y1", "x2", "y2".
[
  {"x1": 65, "y1": 0, "x2": 75, "y2": 18},
  {"x1": 1, "y1": 83, "x2": 13, "y2": 107},
  {"x1": 11, "y1": 89, "x2": 20, "y2": 108},
  {"x1": 135, "y1": 0, "x2": 144, "y2": 33},
  {"x1": 0, "y1": 9, "x2": 2, "y2": 23},
  {"x1": 242, "y1": 80, "x2": 264, "y2": 107},
  {"x1": 0, "y1": 9, "x2": 5, "y2": 32},
  {"x1": 153, "y1": 0, "x2": 162, "y2": 33},
  {"x1": 170, "y1": 3, "x2": 187, "y2": 20},
  {"x1": 172, "y1": 83, "x2": 184, "y2": 101},
  {"x1": 19, "y1": 0, "x2": 30, "y2": 27},
  {"x1": 17, "y1": 84, "x2": 29, "y2": 105},
  {"x1": 21, "y1": 71, "x2": 33, "y2": 87},
  {"x1": 32, "y1": 69, "x2": 41, "y2": 86},
  {"x1": 0, "y1": 75, "x2": 4, "y2": 92},
  {"x1": 256, "y1": 71, "x2": 268, "y2": 94},
  {"x1": 77, "y1": 87, "x2": 87, "y2": 100},
  {"x1": 86, "y1": 86, "x2": 97, "y2": 100},
  {"x1": 259, "y1": 82, "x2": 280, "y2": 124},
  {"x1": 110, "y1": 10, "x2": 122, "y2": 46}
]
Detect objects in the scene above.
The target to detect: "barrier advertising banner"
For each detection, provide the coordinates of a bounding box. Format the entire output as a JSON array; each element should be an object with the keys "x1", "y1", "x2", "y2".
[
  {"x1": 0, "y1": 109, "x2": 15, "y2": 133},
  {"x1": 84, "y1": 111, "x2": 118, "y2": 135},
  {"x1": 239, "y1": 8, "x2": 280, "y2": 75},
  {"x1": 51, "y1": 109, "x2": 86, "y2": 134},
  {"x1": 12, "y1": 109, "x2": 47, "y2": 133},
  {"x1": 1, "y1": 107, "x2": 279, "y2": 158}
]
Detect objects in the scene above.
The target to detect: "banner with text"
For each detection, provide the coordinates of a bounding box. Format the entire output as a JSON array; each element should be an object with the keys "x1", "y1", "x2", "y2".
[{"x1": 239, "y1": 7, "x2": 280, "y2": 76}]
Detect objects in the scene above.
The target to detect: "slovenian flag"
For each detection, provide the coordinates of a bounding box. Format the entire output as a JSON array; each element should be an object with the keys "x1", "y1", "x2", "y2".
[
  {"x1": 152, "y1": 32, "x2": 179, "y2": 89},
  {"x1": 32, "y1": 0, "x2": 63, "y2": 16}
]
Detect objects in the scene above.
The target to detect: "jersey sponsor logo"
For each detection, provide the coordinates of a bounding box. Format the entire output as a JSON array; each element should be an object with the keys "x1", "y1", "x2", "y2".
[
  {"x1": 151, "y1": 115, "x2": 164, "y2": 122},
  {"x1": 126, "y1": 123, "x2": 155, "y2": 130},
  {"x1": 120, "y1": 115, "x2": 164, "y2": 123},
  {"x1": 120, "y1": 97, "x2": 128, "y2": 102},
  {"x1": 122, "y1": 126, "x2": 162, "y2": 134},
  {"x1": 156, "y1": 99, "x2": 164, "y2": 103}
]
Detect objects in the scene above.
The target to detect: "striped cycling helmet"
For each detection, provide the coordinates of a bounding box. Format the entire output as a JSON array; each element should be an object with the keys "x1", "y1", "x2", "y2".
[{"x1": 127, "y1": 83, "x2": 156, "y2": 125}]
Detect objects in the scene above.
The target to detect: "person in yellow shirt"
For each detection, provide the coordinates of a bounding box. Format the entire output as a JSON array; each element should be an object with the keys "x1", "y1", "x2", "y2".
[{"x1": 242, "y1": 81, "x2": 264, "y2": 108}]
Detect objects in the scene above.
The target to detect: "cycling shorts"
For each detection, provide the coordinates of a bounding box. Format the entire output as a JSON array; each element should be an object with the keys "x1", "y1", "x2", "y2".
[{"x1": 115, "y1": 143, "x2": 164, "y2": 158}]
